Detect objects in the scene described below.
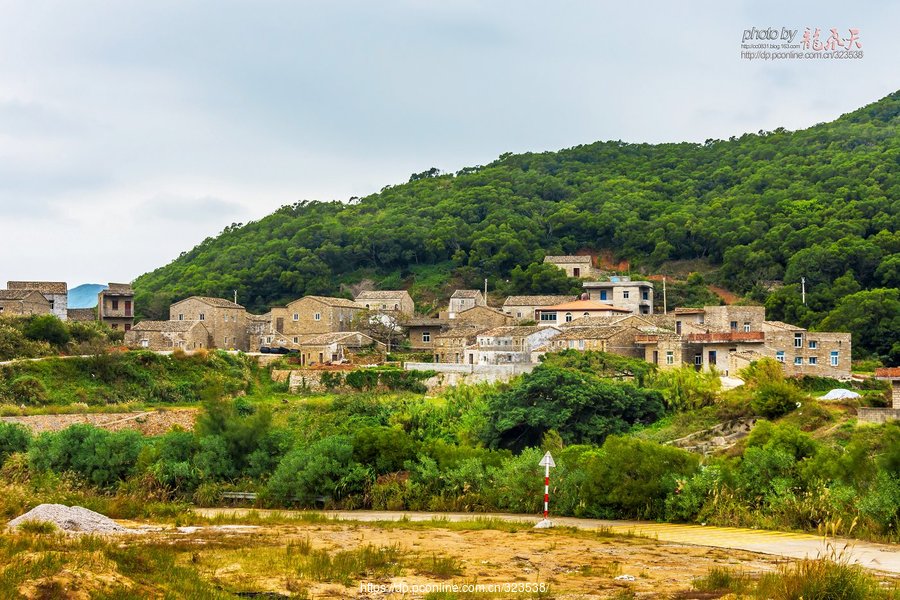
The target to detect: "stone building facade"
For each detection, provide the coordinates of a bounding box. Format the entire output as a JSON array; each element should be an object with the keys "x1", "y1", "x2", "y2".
[
  {"x1": 468, "y1": 326, "x2": 560, "y2": 365},
  {"x1": 543, "y1": 255, "x2": 601, "y2": 279},
  {"x1": 448, "y1": 290, "x2": 486, "y2": 318},
  {"x1": 7, "y1": 281, "x2": 67, "y2": 320},
  {"x1": 355, "y1": 290, "x2": 415, "y2": 316},
  {"x1": 582, "y1": 277, "x2": 653, "y2": 315},
  {"x1": 501, "y1": 295, "x2": 577, "y2": 322},
  {"x1": 0, "y1": 290, "x2": 52, "y2": 317},
  {"x1": 169, "y1": 296, "x2": 248, "y2": 351},
  {"x1": 125, "y1": 320, "x2": 211, "y2": 351},
  {"x1": 97, "y1": 283, "x2": 135, "y2": 331},
  {"x1": 270, "y1": 296, "x2": 363, "y2": 341}
]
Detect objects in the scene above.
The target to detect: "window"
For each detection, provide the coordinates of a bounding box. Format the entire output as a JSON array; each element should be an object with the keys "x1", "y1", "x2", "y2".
[
  {"x1": 540, "y1": 312, "x2": 556, "y2": 322},
  {"x1": 794, "y1": 356, "x2": 803, "y2": 365},
  {"x1": 293, "y1": 337, "x2": 299, "y2": 343},
  {"x1": 199, "y1": 313, "x2": 205, "y2": 321},
  {"x1": 224, "y1": 337, "x2": 228, "y2": 346},
  {"x1": 516, "y1": 311, "x2": 522, "y2": 318},
  {"x1": 694, "y1": 354, "x2": 702, "y2": 366},
  {"x1": 808, "y1": 340, "x2": 818, "y2": 349},
  {"x1": 124, "y1": 324, "x2": 131, "y2": 332},
  {"x1": 730, "y1": 321, "x2": 738, "y2": 331},
  {"x1": 314, "y1": 313, "x2": 321, "y2": 321},
  {"x1": 583, "y1": 312, "x2": 590, "y2": 318},
  {"x1": 676, "y1": 321, "x2": 682, "y2": 335},
  {"x1": 600, "y1": 290, "x2": 608, "y2": 301},
  {"x1": 111, "y1": 300, "x2": 119, "y2": 310},
  {"x1": 578, "y1": 340, "x2": 585, "y2": 350},
  {"x1": 573, "y1": 267, "x2": 581, "y2": 277},
  {"x1": 293, "y1": 313, "x2": 299, "y2": 321},
  {"x1": 141, "y1": 339, "x2": 149, "y2": 348},
  {"x1": 569, "y1": 340, "x2": 576, "y2": 349},
  {"x1": 365, "y1": 304, "x2": 370, "y2": 309},
  {"x1": 622, "y1": 291, "x2": 630, "y2": 299},
  {"x1": 178, "y1": 314, "x2": 184, "y2": 321},
  {"x1": 266, "y1": 336, "x2": 272, "y2": 343},
  {"x1": 381, "y1": 304, "x2": 386, "y2": 309},
  {"x1": 743, "y1": 322, "x2": 751, "y2": 333},
  {"x1": 794, "y1": 333, "x2": 803, "y2": 348},
  {"x1": 422, "y1": 332, "x2": 431, "y2": 343},
  {"x1": 564, "y1": 312, "x2": 573, "y2": 323},
  {"x1": 830, "y1": 351, "x2": 839, "y2": 366},
  {"x1": 642, "y1": 290, "x2": 649, "y2": 300},
  {"x1": 808, "y1": 357, "x2": 817, "y2": 365},
  {"x1": 776, "y1": 351, "x2": 785, "y2": 362},
  {"x1": 666, "y1": 351, "x2": 674, "y2": 365}
]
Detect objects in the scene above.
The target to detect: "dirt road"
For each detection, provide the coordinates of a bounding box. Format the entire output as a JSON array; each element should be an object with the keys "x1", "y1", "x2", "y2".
[{"x1": 195, "y1": 509, "x2": 900, "y2": 575}]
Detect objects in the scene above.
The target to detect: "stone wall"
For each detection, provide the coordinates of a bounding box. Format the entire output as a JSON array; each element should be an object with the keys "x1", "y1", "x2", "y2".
[
  {"x1": 857, "y1": 408, "x2": 900, "y2": 424},
  {"x1": 406, "y1": 362, "x2": 534, "y2": 389}
]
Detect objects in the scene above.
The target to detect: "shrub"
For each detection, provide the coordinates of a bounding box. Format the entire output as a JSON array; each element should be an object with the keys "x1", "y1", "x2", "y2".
[
  {"x1": 266, "y1": 435, "x2": 370, "y2": 506},
  {"x1": 0, "y1": 422, "x2": 32, "y2": 464},
  {"x1": 581, "y1": 436, "x2": 700, "y2": 519},
  {"x1": 8, "y1": 376, "x2": 49, "y2": 405},
  {"x1": 352, "y1": 426, "x2": 418, "y2": 474},
  {"x1": 23, "y1": 315, "x2": 70, "y2": 346},
  {"x1": 28, "y1": 424, "x2": 145, "y2": 487},
  {"x1": 752, "y1": 381, "x2": 804, "y2": 418},
  {"x1": 652, "y1": 367, "x2": 721, "y2": 411}
]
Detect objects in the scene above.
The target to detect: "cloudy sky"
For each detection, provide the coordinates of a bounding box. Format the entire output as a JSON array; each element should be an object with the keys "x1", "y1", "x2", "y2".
[{"x1": 0, "y1": 1, "x2": 896, "y2": 286}]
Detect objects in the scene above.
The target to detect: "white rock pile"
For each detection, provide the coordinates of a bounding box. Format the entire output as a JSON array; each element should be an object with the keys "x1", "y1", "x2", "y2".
[{"x1": 8, "y1": 504, "x2": 137, "y2": 534}]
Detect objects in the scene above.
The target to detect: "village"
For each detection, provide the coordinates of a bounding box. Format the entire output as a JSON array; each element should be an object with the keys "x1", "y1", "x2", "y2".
[{"x1": 0, "y1": 255, "x2": 854, "y2": 382}]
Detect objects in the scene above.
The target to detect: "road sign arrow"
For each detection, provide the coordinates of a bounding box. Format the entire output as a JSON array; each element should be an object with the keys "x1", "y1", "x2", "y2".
[{"x1": 538, "y1": 451, "x2": 555, "y2": 468}]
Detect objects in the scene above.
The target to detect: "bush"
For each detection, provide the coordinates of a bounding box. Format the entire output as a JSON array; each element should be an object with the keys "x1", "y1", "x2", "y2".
[
  {"x1": 7, "y1": 376, "x2": 49, "y2": 405},
  {"x1": 29, "y1": 424, "x2": 145, "y2": 488},
  {"x1": 352, "y1": 426, "x2": 418, "y2": 474},
  {"x1": 0, "y1": 422, "x2": 31, "y2": 464},
  {"x1": 581, "y1": 436, "x2": 700, "y2": 519},
  {"x1": 266, "y1": 435, "x2": 370, "y2": 506},
  {"x1": 752, "y1": 381, "x2": 804, "y2": 418},
  {"x1": 652, "y1": 367, "x2": 721, "y2": 411},
  {"x1": 23, "y1": 315, "x2": 70, "y2": 346}
]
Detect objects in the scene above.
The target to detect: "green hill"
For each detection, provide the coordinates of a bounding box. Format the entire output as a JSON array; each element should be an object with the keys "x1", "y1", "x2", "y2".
[{"x1": 133, "y1": 91, "x2": 900, "y2": 362}]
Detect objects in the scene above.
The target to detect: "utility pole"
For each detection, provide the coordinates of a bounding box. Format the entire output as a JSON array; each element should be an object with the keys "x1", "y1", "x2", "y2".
[
  {"x1": 484, "y1": 278, "x2": 488, "y2": 300},
  {"x1": 233, "y1": 290, "x2": 238, "y2": 305},
  {"x1": 801, "y1": 277, "x2": 806, "y2": 305}
]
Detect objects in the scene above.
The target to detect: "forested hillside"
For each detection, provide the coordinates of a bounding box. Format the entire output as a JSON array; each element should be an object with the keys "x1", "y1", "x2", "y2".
[{"x1": 134, "y1": 91, "x2": 900, "y2": 362}]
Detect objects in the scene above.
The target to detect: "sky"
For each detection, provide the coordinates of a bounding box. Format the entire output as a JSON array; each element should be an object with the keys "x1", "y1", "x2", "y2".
[{"x1": 0, "y1": 0, "x2": 896, "y2": 286}]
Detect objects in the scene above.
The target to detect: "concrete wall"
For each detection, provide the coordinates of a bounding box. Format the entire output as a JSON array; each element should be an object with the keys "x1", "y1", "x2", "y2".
[
  {"x1": 857, "y1": 408, "x2": 900, "y2": 424},
  {"x1": 406, "y1": 362, "x2": 534, "y2": 387}
]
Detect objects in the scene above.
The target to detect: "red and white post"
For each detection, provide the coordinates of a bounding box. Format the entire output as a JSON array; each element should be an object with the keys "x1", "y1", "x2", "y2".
[{"x1": 536, "y1": 451, "x2": 555, "y2": 528}]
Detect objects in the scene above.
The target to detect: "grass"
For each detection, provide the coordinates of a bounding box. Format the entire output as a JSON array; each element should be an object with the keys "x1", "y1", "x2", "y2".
[{"x1": 692, "y1": 565, "x2": 752, "y2": 595}]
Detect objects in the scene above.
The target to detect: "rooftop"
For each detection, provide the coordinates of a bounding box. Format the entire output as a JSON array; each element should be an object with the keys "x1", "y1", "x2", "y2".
[
  {"x1": 478, "y1": 325, "x2": 559, "y2": 338},
  {"x1": 7, "y1": 281, "x2": 67, "y2": 294},
  {"x1": 538, "y1": 299, "x2": 631, "y2": 313},
  {"x1": 451, "y1": 289, "x2": 482, "y2": 298},
  {"x1": 673, "y1": 307, "x2": 706, "y2": 314},
  {"x1": 172, "y1": 296, "x2": 244, "y2": 309},
  {"x1": 0, "y1": 290, "x2": 38, "y2": 301},
  {"x1": 543, "y1": 255, "x2": 593, "y2": 264},
  {"x1": 552, "y1": 326, "x2": 630, "y2": 340},
  {"x1": 103, "y1": 283, "x2": 134, "y2": 295},
  {"x1": 132, "y1": 320, "x2": 206, "y2": 333},
  {"x1": 301, "y1": 295, "x2": 364, "y2": 309},
  {"x1": 502, "y1": 295, "x2": 577, "y2": 306},
  {"x1": 582, "y1": 279, "x2": 652, "y2": 288},
  {"x1": 875, "y1": 368, "x2": 900, "y2": 379},
  {"x1": 355, "y1": 290, "x2": 411, "y2": 300},
  {"x1": 763, "y1": 320, "x2": 804, "y2": 331}
]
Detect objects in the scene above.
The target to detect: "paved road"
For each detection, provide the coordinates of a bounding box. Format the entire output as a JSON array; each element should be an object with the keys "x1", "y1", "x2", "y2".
[{"x1": 195, "y1": 509, "x2": 900, "y2": 575}]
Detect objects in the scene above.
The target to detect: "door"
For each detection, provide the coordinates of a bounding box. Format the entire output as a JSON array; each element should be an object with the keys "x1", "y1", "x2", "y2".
[
  {"x1": 124, "y1": 300, "x2": 132, "y2": 317},
  {"x1": 573, "y1": 267, "x2": 580, "y2": 277},
  {"x1": 276, "y1": 318, "x2": 284, "y2": 333},
  {"x1": 652, "y1": 350, "x2": 659, "y2": 365},
  {"x1": 708, "y1": 351, "x2": 717, "y2": 366}
]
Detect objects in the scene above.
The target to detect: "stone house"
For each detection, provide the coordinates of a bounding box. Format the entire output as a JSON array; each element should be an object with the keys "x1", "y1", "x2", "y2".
[
  {"x1": 7, "y1": 281, "x2": 67, "y2": 320},
  {"x1": 543, "y1": 255, "x2": 600, "y2": 279},
  {"x1": 247, "y1": 313, "x2": 273, "y2": 352},
  {"x1": 635, "y1": 305, "x2": 852, "y2": 378},
  {"x1": 270, "y1": 296, "x2": 363, "y2": 341},
  {"x1": 502, "y1": 295, "x2": 577, "y2": 321},
  {"x1": 582, "y1": 277, "x2": 653, "y2": 315},
  {"x1": 355, "y1": 290, "x2": 415, "y2": 316},
  {"x1": 534, "y1": 299, "x2": 631, "y2": 327},
  {"x1": 295, "y1": 331, "x2": 386, "y2": 366},
  {"x1": 169, "y1": 296, "x2": 248, "y2": 351},
  {"x1": 125, "y1": 320, "x2": 210, "y2": 351},
  {"x1": 448, "y1": 290, "x2": 486, "y2": 318},
  {"x1": 97, "y1": 283, "x2": 135, "y2": 331},
  {"x1": 454, "y1": 305, "x2": 515, "y2": 328},
  {"x1": 433, "y1": 326, "x2": 485, "y2": 364},
  {"x1": 403, "y1": 317, "x2": 450, "y2": 352},
  {"x1": 467, "y1": 326, "x2": 561, "y2": 365},
  {"x1": 0, "y1": 290, "x2": 52, "y2": 317},
  {"x1": 875, "y1": 368, "x2": 900, "y2": 410},
  {"x1": 545, "y1": 325, "x2": 644, "y2": 358}
]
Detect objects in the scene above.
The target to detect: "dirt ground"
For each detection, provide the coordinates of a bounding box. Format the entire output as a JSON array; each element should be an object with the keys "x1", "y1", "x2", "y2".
[
  {"x1": 127, "y1": 520, "x2": 786, "y2": 599},
  {"x1": 0, "y1": 408, "x2": 197, "y2": 435}
]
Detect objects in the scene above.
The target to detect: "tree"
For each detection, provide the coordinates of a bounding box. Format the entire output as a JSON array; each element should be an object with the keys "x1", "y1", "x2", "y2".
[
  {"x1": 819, "y1": 289, "x2": 900, "y2": 361},
  {"x1": 482, "y1": 364, "x2": 665, "y2": 451},
  {"x1": 23, "y1": 315, "x2": 70, "y2": 347}
]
